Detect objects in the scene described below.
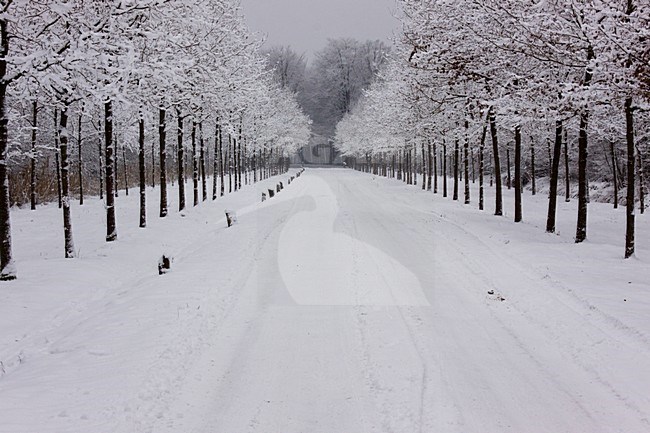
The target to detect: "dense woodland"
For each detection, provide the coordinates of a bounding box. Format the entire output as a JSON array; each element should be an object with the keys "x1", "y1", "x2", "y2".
[
  {"x1": 264, "y1": 39, "x2": 390, "y2": 139},
  {"x1": 336, "y1": 0, "x2": 649, "y2": 258},
  {"x1": 0, "y1": 0, "x2": 311, "y2": 280}
]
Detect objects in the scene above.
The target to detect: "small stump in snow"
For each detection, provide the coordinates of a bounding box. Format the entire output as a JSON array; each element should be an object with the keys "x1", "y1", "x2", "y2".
[
  {"x1": 158, "y1": 255, "x2": 172, "y2": 275},
  {"x1": 225, "y1": 209, "x2": 237, "y2": 227},
  {"x1": 268, "y1": 189, "x2": 275, "y2": 198}
]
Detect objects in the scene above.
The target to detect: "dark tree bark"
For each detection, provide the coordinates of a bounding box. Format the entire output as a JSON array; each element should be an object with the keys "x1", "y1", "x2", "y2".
[
  {"x1": 237, "y1": 123, "x2": 242, "y2": 190},
  {"x1": 105, "y1": 100, "x2": 117, "y2": 241},
  {"x1": 0, "y1": 27, "x2": 14, "y2": 279},
  {"x1": 638, "y1": 152, "x2": 645, "y2": 215},
  {"x1": 159, "y1": 107, "x2": 168, "y2": 218},
  {"x1": 200, "y1": 123, "x2": 207, "y2": 201},
  {"x1": 54, "y1": 109, "x2": 62, "y2": 209},
  {"x1": 421, "y1": 143, "x2": 426, "y2": 190},
  {"x1": 138, "y1": 113, "x2": 146, "y2": 228},
  {"x1": 506, "y1": 147, "x2": 511, "y2": 190},
  {"x1": 177, "y1": 110, "x2": 185, "y2": 211},
  {"x1": 564, "y1": 129, "x2": 570, "y2": 202},
  {"x1": 427, "y1": 143, "x2": 432, "y2": 191},
  {"x1": 547, "y1": 137, "x2": 552, "y2": 176},
  {"x1": 113, "y1": 133, "x2": 118, "y2": 198},
  {"x1": 453, "y1": 137, "x2": 459, "y2": 200},
  {"x1": 489, "y1": 153, "x2": 493, "y2": 187},
  {"x1": 122, "y1": 144, "x2": 128, "y2": 196},
  {"x1": 433, "y1": 141, "x2": 438, "y2": 194},
  {"x1": 471, "y1": 148, "x2": 476, "y2": 184},
  {"x1": 530, "y1": 135, "x2": 536, "y2": 196},
  {"x1": 546, "y1": 120, "x2": 563, "y2": 233},
  {"x1": 58, "y1": 103, "x2": 75, "y2": 258},
  {"x1": 514, "y1": 124, "x2": 522, "y2": 223},
  {"x1": 213, "y1": 120, "x2": 218, "y2": 200},
  {"x1": 151, "y1": 136, "x2": 156, "y2": 189},
  {"x1": 219, "y1": 121, "x2": 225, "y2": 197},
  {"x1": 575, "y1": 46, "x2": 594, "y2": 244},
  {"x1": 489, "y1": 110, "x2": 503, "y2": 216},
  {"x1": 464, "y1": 120, "x2": 470, "y2": 204},
  {"x1": 624, "y1": 96, "x2": 635, "y2": 258},
  {"x1": 192, "y1": 121, "x2": 199, "y2": 206},
  {"x1": 30, "y1": 100, "x2": 37, "y2": 210},
  {"x1": 228, "y1": 134, "x2": 233, "y2": 193},
  {"x1": 611, "y1": 141, "x2": 619, "y2": 209},
  {"x1": 98, "y1": 121, "x2": 103, "y2": 200},
  {"x1": 77, "y1": 110, "x2": 84, "y2": 205},
  {"x1": 443, "y1": 140, "x2": 448, "y2": 198},
  {"x1": 479, "y1": 120, "x2": 487, "y2": 211}
]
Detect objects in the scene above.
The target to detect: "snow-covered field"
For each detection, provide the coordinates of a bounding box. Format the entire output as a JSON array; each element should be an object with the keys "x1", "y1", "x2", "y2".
[{"x1": 1, "y1": 168, "x2": 649, "y2": 433}]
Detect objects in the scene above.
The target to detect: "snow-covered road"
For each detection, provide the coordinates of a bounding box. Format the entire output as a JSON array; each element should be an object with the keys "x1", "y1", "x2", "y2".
[{"x1": 1, "y1": 169, "x2": 649, "y2": 433}]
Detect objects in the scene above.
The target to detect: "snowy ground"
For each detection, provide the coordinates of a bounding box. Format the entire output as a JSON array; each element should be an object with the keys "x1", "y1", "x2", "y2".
[{"x1": 1, "y1": 168, "x2": 649, "y2": 433}]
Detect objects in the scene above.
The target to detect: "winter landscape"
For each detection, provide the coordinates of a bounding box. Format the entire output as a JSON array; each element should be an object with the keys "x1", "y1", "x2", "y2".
[{"x1": 0, "y1": 1, "x2": 649, "y2": 433}]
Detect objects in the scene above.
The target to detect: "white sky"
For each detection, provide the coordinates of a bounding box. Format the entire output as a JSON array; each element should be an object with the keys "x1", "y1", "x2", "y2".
[{"x1": 240, "y1": 0, "x2": 399, "y2": 59}]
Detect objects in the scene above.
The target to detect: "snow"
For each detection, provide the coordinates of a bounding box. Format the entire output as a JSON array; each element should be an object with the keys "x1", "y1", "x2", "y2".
[{"x1": 1, "y1": 168, "x2": 649, "y2": 433}]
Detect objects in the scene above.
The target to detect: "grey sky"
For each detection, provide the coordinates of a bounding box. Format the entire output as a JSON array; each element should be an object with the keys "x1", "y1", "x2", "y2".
[{"x1": 240, "y1": 0, "x2": 399, "y2": 59}]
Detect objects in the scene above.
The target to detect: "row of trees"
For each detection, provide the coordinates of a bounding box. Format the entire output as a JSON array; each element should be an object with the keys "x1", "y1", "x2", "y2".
[
  {"x1": 336, "y1": 0, "x2": 649, "y2": 258},
  {"x1": 0, "y1": 0, "x2": 310, "y2": 280}
]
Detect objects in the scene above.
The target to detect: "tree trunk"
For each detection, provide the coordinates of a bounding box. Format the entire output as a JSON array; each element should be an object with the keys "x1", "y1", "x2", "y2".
[
  {"x1": 547, "y1": 137, "x2": 552, "y2": 177},
  {"x1": 219, "y1": 121, "x2": 225, "y2": 197},
  {"x1": 427, "y1": 143, "x2": 432, "y2": 191},
  {"x1": 546, "y1": 120, "x2": 563, "y2": 233},
  {"x1": 213, "y1": 120, "x2": 218, "y2": 200},
  {"x1": 151, "y1": 136, "x2": 156, "y2": 189},
  {"x1": 237, "y1": 123, "x2": 242, "y2": 190},
  {"x1": 54, "y1": 109, "x2": 62, "y2": 209},
  {"x1": 159, "y1": 107, "x2": 168, "y2": 218},
  {"x1": 575, "y1": 46, "x2": 594, "y2": 244},
  {"x1": 421, "y1": 143, "x2": 426, "y2": 190},
  {"x1": 433, "y1": 141, "x2": 438, "y2": 194},
  {"x1": 564, "y1": 129, "x2": 570, "y2": 202},
  {"x1": 443, "y1": 140, "x2": 448, "y2": 198},
  {"x1": 624, "y1": 96, "x2": 635, "y2": 257},
  {"x1": 453, "y1": 137, "x2": 459, "y2": 200},
  {"x1": 228, "y1": 134, "x2": 233, "y2": 193},
  {"x1": 105, "y1": 100, "x2": 117, "y2": 241},
  {"x1": 30, "y1": 100, "x2": 37, "y2": 210},
  {"x1": 58, "y1": 103, "x2": 75, "y2": 258},
  {"x1": 638, "y1": 152, "x2": 645, "y2": 215},
  {"x1": 192, "y1": 121, "x2": 199, "y2": 206},
  {"x1": 611, "y1": 141, "x2": 619, "y2": 209},
  {"x1": 177, "y1": 110, "x2": 185, "y2": 211},
  {"x1": 530, "y1": 135, "x2": 536, "y2": 196},
  {"x1": 139, "y1": 114, "x2": 146, "y2": 228},
  {"x1": 113, "y1": 133, "x2": 118, "y2": 198},
  {"x1": 514, "y1": 124, "x2": 522, "y2": 223},
  {"x1": 98, "y1": 121, "x2": 103, "y2": 200},
  {"x1": 200, "y1": 123, "x2": 207, "y2": 201},
  {"x1": 479, "y1": 121, "x2": 487, "y2": 211},
  {"x1": 77, "y1": 111, "x2": 84, "y2": 205},
  {"x1": 464, "y1": 120, "x2": 470, "y2": 204},
  {"x1": 471, "y1": 148, "x2": 476, "y2": 184},
  {"x1": 0, "y1": 21, "x2": 15, "y2": 279},
  {"x1": 122, "y1": 144, "x2": 128, "y2": 196},
  {"x1": 506, "y1": 147, "x2": 511, "y2": 190},
  {"x1": 489, "y1": 109, "x2": 503, "y2": 216}
]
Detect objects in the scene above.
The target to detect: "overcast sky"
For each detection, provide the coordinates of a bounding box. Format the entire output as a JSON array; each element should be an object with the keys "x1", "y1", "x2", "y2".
[{"x1": 240, "y1": 0, "x2": 399, "y2": 60}]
